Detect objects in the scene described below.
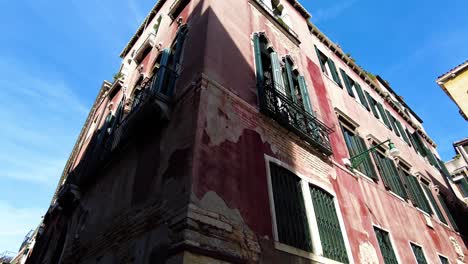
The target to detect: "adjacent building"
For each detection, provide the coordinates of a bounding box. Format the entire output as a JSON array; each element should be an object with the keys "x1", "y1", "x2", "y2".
[
  {"x1": 26, "y1": 0, "x2": 467, "y2": 263},
  {"x1": 445, "y1": 138, "x2": 468, "y2": 204},
  {"x1": 437, "y1": 61, "x2": 468, "y2": 120}
]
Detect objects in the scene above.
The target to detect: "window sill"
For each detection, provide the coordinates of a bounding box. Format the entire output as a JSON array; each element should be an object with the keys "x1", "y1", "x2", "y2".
[
  {"x1": 416, "y1": 207, "x2": 431, "y2": 217},
  {"x1": 354, "y1": 170, "x2": 376, "y2": 184},
  {"x1": 389, "y1": 191, "x2": 407, "y2": 203},
  {"x1": 274, "y1": 242, "x2": 344, "y2": 264}
]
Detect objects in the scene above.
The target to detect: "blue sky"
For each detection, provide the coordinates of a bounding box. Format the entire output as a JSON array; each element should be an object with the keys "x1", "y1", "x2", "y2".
[{"x1": 0, "y1": 0, "x2": 466, "y2": 254}]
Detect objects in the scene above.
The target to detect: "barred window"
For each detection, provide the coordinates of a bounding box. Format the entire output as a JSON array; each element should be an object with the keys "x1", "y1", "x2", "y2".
[{"x1": 374, "y1": 227, "x2": 399, "y2": 264}]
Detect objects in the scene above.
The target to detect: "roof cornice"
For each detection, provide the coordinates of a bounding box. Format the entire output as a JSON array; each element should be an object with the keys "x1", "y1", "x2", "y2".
[{"x1": 307, "y1": 21, "x2": 436, "y2": 147}]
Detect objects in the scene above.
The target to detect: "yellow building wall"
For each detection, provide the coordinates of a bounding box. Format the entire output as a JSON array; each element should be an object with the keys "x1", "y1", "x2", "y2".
[{"x1": 444, "y1": 69, "x2": 468, "y2": 118}]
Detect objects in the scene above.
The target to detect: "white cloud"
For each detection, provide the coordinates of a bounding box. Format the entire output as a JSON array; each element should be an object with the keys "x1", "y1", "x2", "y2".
[
  {"x1": 312, "y1": 0, "x2": 359, "y2": 23},
  {"x1": 0, "y1": 201, "x2": 43, "y2": 253}
]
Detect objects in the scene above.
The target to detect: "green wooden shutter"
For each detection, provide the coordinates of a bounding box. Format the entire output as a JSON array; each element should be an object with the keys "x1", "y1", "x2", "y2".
[
  {"x1": 385, "y1": 158, "x2": 408, "y2": 199},
  {"x1": 374, "y1": 227, "x2": 399, "y2": 264},
  {"x1": 365, "y1": 92, "x2": 380, "y2": 118},
  {"x1": 253, "y1": 35, "x2": 265, "y2": 86},
  {"x1": 405, "y1": 128, "x2": 414, "y2": 148},
  {"x1": 285, "y1": 60, "x2": 297, "y2": 103},
  {"x1": 355, "y1": 136, "x2": 378, "y2": 180},
  {"x1": 154, "y1": 15, "x2": 163, "y2": 36},
  {"x1": 425, "y1": 148, "x2": 439, "y2": 167},
  {"x1": 398, "y1": 169, "x2": 419, "y2": 206},
  {"x1": 411, "y1": 243, "x2": 428, "y2": 264},
  {"x1": 270, "y1": 52, "x2": 286, "y2": 94},
  {"x1": 310, "y1": 185, "x2": 349, "y2": 263},
  {"x1": 386, "y1": 112, "x2": 400, "y2": 136},
  {"x1": 354, "y1": 83, "x2": 370, "y2": 111},
  {"x1": 270, "y1": 163, "x2": 312, "y2": 251},
  {"x1": 372, "y1": 152, "x2": 391, "y2": 188},
  {"x1": 154, "y1": 48, "x2": 171, "y2": 93},
  {"x1": 412, "y1": 132, "x2": 427, "y2": 157},
  {"x1": 457, "y1": 178, "x2": 468, "y2": 197},
  {"x1": 421, "y1": 184, "x2": 447, "y2": 224},
  {"x1": 340, "y1": 69, "x2": 355, "y2": 97},
  {"x1": 407, "y1": 176, "x2": 432, "y2": 214},
  {"x1": 298, "y1": 76, "x2": 313, "y2": 114},
  {"x1": 395, "y1": 120, "x2": 411, "y2": 145},
  {"x1": 376, "y1": 103, "x2": 392, "y2": 130},
  {"x1": 438, "y1": 195, "x2": 459, "y2": 231},
  {"x1": 328, "y1": 59, "x2": 343, "y2": 87},
  {"x1": 314, "y1": 46, "x2": 328, "y2": 74},
  {"x1": 437, "y1": 158, "x2": 451, "y2": 178}
]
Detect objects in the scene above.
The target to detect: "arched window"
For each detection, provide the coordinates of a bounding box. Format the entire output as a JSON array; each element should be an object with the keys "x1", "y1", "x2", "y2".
[
  {"x1": 132, "y1": 76, "x2": 144, "y2": 110},
  {"x1": 153, "y1": 25, "x2": 188, "y2": 96}
]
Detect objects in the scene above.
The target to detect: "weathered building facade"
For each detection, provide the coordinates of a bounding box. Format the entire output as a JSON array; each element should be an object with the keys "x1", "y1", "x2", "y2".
[
  {"x1": 445, "y1": 139, "x2": 468, "y2": 205},
  {"x1": 437, "y1": 61, "x2": 468, "y2": 121},
  {"x1": 26, "y1": 0, "x2": 467, "y2": 263}
]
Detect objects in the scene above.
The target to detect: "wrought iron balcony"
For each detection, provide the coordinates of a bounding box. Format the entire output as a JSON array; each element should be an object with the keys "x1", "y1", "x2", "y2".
[
  {"x1": 260, "y1": 82, "x2": 333, "y2": 155},
  {"x1": 67, "y1": 66, "x2": 179, "y2": 190}
]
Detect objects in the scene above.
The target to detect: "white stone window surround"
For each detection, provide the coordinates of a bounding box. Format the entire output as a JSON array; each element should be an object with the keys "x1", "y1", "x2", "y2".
[
  {"x1": 372, "y1": 224, "x2": 403, "y2": 264},
  {"x1": 264, "y1": 154, "x2": 355, "y2": 264}
]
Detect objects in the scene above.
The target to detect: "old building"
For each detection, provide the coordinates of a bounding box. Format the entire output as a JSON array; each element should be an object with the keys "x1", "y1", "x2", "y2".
[
  {"x1": 445, "y1": 139, "x2": 468, "y2": 205},
  {"x1": 437, "y1": 61, "x2": 468, "y2": 121},
  {"x1": 26, "y1": 0, "x2": 467, "y2": 263}
]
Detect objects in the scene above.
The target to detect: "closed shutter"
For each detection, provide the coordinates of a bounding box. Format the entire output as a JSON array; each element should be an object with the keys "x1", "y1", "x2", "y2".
[
  {"x1": 328, "y1": 59, "x2": 343, "y2": 87},
  {"x1": 399, "y1": 169, "x2": 419, "y2": 206},
  {"x1": 154, "y1": 48, "x2": 171, "y2": 93},
  {"x1": 374, "y1": 227, "x2": 399, "y2": 264},
  {"x1": 270, "y1": 52, "x2": 286, "y2": 94},
  {"x1": 298, "y1": 76, "x2": 313, "y2": 114},
  {"x1": 410, "y1": 244, "x2": 428, "y2": 264},
  {"x1": 310, "y1": 185, "x2": 349, "y2": 263},
  {"x1": 421, "y1": 184, "x2": 447, "y2": 224},
  {"x1": 412, "y1": 132, "x2": 427, "y2": 157},
  {"x1": 372, "y1": 152, "x2": 391, "y2": 188},
  {"x1": 284, "y1": 60, "x2": 297, "y2": 103},
  {"x1": 438, "y1": 195, "x2": 459, "y2": 231},
  {"x1": 340, "y1": 69, "x2": 355, "y2": 97},
  {"x1": 253, "y1": 35, "x2": 265, "y2": 86},
  {"x1": 407, "y1": 176, "x2": 432, "y2": 214},
  {"x1": 395, "y1": 120, "x2": 411, "y2": 145},
  {"x1": 154, "y1": 16, "x2": 163, "y2": 36},
  {"x1": 355, "y1": 136, "x2": 378, "y2": 180},
  {"x1": 457, "y1": 178, "x2": 468, "y2": 197},
  {"x1": 425, "y1": 148, "x2": 439, "y2": 167},
  {"x1": 437, "y1": 158, "x2": 451, "y2": 178},
  {"x1": 405, "y1": 128, "x2": 415, "y2": 148},
  {"x1": 365, "y1": 91, "x2": 380, "y2": 118},
  {"x1": 376, "y1": 103, "x2": 392, "y2": 130},
  {"x1": 385, "y1": 158, "x2": 408, "y2": 199},
  {"x1": 354, "y1": 83, "x2": 370, "y2": 111},
  {"x1": 270, "y1": 163, "x2": 312, "y2": 251},
  {"x1": 314, "y1": 46, "x2": 328, "y2": 74},
  {"x1": 386, "y1": 112, "x2": 400, "y2": 136}
]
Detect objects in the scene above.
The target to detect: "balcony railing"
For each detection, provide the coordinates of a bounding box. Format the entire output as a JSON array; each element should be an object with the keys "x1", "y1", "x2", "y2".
[
  {"x1": 260, "y1": 82, "x2": 333, "y2": 155},
  {"x1": 67, "y1": 67, "x2": 178, "y2": 190}
]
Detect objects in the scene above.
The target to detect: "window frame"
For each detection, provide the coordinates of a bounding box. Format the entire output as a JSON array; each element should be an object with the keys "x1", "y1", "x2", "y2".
[
  {"x1": 409, "y1": 241, "x2": 429, "y2": 264},
  {"x1": 437, "y1": 253, "x2": 450, "y2": 264},
  {"x1": 372, "y1": 224, "x2": 402, "y2": 264},
  {"x1": 265, "y1": 155, "x2": 354, "y2": 264}
]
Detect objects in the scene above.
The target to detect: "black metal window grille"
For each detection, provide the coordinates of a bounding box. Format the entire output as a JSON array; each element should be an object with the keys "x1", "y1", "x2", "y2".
[{"x1": 410, "y1": 243, "x2": 428, "y2": 264}]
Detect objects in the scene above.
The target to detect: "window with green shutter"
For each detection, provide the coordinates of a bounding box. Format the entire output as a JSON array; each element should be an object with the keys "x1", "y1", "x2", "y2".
[
  {"x1": 340, "y1": 69, "x2": 355, "y2": 98},
  {"x1": 372, "y1": 149, "x2": 407, "y2": 199},
  {"x1": 421, "y1": 183, "x2": 447, "y2": 224},
  {"x1": 314, "y1": 46, "x2": 342, "y2": 87},
  {"x1": 455, "y1": 178, "x2": 468, "y2": 197},
  {"x1": 410, "y1": 243, "x2": 428, "y2": 264},
  {"x1": 354, "y1": 83, "x2": 370, "y2": 111},
  {"x1": 374, "y1": 227, "x2": 399, "y2": 264},
  {"x1": 270, "y1": 163, "x2": 312, "y2": 251},
  {"x1": 394, "y1": 119, "x2": 411, "y2": 146},
  {"x1": 365, "y1": 91, "x2": 380, "y2": 118},
  {"x1": 439, "y1": 255, "x2": 449, "y2": 264},
  {"x1": 310, "y1": 185, "x2": 349, "y2": 263},
  {"x1": 386, "y1": 112, "x2": 401, "y2": 137},
  {"x1": 411, "y1": 132, "x2": 427, "y2": 157},
  {"x1": 406, "y1": 175, "x2": 432, "y2": 214},
  {"x1": 376, "y1": 103, "x2": 392, "y2": 130},
  {"x1": 438, "y1": 194, "x2": 459, "y2": 231},
  {"x1": 341, "y1": 124, "x2": 378, "y2": 180}
]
